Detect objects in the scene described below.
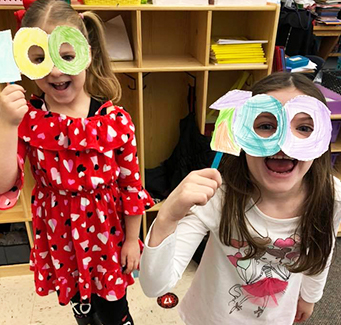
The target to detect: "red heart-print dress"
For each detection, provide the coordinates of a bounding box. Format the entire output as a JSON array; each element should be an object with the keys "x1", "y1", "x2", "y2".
[{"x1": 0, "y1": 98, "x2": 154, "y2": 305}]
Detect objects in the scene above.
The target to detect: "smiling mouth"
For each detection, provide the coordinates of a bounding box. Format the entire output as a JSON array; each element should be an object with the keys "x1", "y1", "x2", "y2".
[
  {"x1": 265, "y1": 154, "x2": 298, "y2": 174},
  {"x1": 51, "y1": 81, "x2": 70, "y2": 91}
]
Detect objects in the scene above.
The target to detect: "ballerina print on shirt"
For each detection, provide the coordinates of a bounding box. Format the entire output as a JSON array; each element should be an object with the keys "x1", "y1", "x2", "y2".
[{"x1": 227, "y1": 234, "x2": 301, "y2": 318}]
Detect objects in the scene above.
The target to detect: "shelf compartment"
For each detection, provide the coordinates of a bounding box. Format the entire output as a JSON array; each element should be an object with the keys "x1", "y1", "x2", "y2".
[
  {"x1": 92, "y1": 9, "x2": 141, "y2": 69},
  {"x1": 141, "y1": 11, "x2": 209, "y2": 69},
  {"x1": 142, "y1": 71, "x2": 207, "y2": 169},
  {"x1": 210, "y1": 9, "x2": 278, "y2": 73}
]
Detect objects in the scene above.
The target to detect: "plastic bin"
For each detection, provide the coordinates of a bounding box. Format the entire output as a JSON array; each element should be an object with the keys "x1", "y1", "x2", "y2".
[
  {"x1": 315, "y1": 84, "x2": 341, "y2": 115},
  {"x1": 331, "y1": 121, "x2": 341, "y2": 143}
]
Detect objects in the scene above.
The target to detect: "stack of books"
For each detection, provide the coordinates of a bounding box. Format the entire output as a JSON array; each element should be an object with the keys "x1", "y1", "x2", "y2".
[
  {"x1": 210, "y1": 38, "x2": 267, "y2": 65},
  {"x1": 315, "y1": 1, "x2": 341, "y2": 25}
]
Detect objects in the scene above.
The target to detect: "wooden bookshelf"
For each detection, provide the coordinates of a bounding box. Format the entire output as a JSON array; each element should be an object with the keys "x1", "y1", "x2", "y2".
[{"x1": 0, "y1": 3, "x2": 280, "y2": 275}]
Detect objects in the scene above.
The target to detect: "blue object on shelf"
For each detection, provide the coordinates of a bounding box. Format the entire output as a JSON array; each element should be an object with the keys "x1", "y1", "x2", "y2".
[{"x1": 285, "y1": 55, "x2": 309, "y2": 69}]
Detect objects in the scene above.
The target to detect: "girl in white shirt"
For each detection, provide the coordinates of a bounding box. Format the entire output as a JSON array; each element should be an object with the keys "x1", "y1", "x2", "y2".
[{"x1": 139, "y1": 72, "x2": 341, "y2": 325}]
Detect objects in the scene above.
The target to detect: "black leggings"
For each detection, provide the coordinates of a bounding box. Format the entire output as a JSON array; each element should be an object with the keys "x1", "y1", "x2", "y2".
[{"x1": 71, "y1": 292, "x2": 134, "y2": 325}]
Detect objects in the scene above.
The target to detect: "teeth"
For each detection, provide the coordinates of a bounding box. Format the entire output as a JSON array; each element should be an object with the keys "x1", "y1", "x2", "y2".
[
  {"x1": 267, "y1": 154, "x2": 294, "y2": 160},
  {"x1": 54, "y1": 82, "x2": 66, "y2": 86}
]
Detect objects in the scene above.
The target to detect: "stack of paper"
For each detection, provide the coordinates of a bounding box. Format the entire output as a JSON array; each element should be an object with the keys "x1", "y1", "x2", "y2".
[{"x1": 210, "y1": 38, "x2": 267, "y2": 65}]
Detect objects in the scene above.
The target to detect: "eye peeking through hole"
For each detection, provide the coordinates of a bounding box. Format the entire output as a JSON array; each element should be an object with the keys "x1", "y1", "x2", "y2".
[
  {"x1": 290, "y1": 112, "x2": 314, "y2": 139},
  {"x1": 28, "y1": 45, "x2": 45, "y2": 64},
  {"x1": 59, "y1": 42, "x2": 76, "y2": 62},
  {"x1": 253, "y1": 112, "x2": 278, "y2": 138}
]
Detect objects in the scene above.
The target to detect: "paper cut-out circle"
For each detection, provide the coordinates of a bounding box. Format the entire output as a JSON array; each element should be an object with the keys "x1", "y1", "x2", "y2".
[
  {"x1": 49, "y1": 25, "x2": 90, "y2": 75},
  {"x1": 13, "y1": 27, "x2": 54, "y2": 80},
  {"x1": 233, "y1": 94, "x2": 287, "y2": 157},
  {"x1": 281, "y1": 95, "x2": 332, "y2": 161}
]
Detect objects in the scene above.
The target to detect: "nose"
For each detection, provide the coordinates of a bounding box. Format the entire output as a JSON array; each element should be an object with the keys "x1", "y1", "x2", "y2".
[{"x1": 49, "y1": 65, "x2": 64, "y2": 77}]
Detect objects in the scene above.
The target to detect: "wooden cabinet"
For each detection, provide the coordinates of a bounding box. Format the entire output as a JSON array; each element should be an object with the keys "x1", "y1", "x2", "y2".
[{"x1": 0, "y1": 3, "x2": 280, "y2": 275}]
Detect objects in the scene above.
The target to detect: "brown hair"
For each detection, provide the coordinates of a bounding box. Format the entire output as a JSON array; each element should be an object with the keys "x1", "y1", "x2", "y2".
[
  {"x1": 21, "y1": 0, "x2": 121, "y2": 103},
  {"x1": 219, "y1": 72, "x2": 335, "y2": 275}
]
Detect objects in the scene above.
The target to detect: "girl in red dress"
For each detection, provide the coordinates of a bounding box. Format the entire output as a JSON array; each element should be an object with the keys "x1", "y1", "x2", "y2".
[{"x1": 0, "y1": 0, "x2": 153, "y2": 324}]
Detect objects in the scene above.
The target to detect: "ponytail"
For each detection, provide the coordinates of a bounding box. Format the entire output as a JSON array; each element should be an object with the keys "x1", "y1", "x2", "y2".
[{"x1": 82, "y1": 12, "x2": 121, "y2": 103}]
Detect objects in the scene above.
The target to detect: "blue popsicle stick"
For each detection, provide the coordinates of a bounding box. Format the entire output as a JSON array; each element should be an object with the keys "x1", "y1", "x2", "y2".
[{"x1": 211, "y1": 151, "x2": 223, "y2": 169}]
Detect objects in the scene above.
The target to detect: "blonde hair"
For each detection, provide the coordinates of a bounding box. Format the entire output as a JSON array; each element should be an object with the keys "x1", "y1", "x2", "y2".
[{"x1": 22, "y1": 0, "x2": 121, "y2": 103}]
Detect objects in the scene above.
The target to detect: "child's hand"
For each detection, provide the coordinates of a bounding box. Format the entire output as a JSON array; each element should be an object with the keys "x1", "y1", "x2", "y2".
[
  {"x1": 294, "y1": 297, "x2": 314, "y2": 323},
  {"x1": 159, "y1": 168, "x2": 222, "y2": 223},
  {"x1": 0, "y1": 84, "x2": 28, "y2": 127},
  {"x1": 121, "y1": 238, "x2": 140, "y2": 274}
]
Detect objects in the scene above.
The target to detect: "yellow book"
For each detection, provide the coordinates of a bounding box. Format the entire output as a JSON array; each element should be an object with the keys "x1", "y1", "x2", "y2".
[
  {"x1": 211, "y1": 44, "x2": 263, "y2": 50},
  {"x1": 212, "y1": 48, "x2": 264, "y2": 52},
  {"x1": 213, "y1": 58, "x2": 266, "y2": 64},
  {"x1": 212, "y1": 50, "x2": 264, "y2": 55}
]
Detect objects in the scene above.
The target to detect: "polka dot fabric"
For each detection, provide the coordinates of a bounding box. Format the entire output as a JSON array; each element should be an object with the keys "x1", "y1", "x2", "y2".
[{"x1": 0, "y1": 99, "x2": 154, "y2": 305}]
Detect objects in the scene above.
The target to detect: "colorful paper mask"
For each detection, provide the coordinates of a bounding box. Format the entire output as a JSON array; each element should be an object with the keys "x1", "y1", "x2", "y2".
[
  {"x1": 210, "y1": 90, "x2": 332, "y2": 161},
  {"x1": 0, "y1": 25, "x2": 90, "y2": 82}
]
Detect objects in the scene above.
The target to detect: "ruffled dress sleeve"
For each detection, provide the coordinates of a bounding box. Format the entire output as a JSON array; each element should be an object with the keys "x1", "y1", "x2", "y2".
[
  {"x1": 0, "y1": 138, "x2": 27, "y2": 210},
  {"x1": 113, "y1": 106, "x2": 154, "y2": 215}
]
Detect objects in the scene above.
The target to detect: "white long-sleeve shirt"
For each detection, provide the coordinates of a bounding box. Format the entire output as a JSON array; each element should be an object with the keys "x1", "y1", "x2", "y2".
[{"x1": 140, "y1": 177, "x2": 341, "y2": 325}]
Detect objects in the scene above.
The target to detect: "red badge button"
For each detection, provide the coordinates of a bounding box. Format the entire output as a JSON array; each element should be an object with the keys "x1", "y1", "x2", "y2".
[{"x1": 157, "y1": 292, "x2": 179, "y2": 309}]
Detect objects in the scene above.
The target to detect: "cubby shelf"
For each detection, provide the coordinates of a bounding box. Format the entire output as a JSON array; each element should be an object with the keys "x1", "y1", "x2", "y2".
[{"x1": 0, "y1": 3, "x2": 280, "y2": 275}]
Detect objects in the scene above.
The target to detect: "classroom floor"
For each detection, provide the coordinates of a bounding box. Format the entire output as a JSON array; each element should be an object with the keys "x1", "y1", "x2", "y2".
[{"x1": 0, "y1": 261, "x2": 197, "y2": 325}]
